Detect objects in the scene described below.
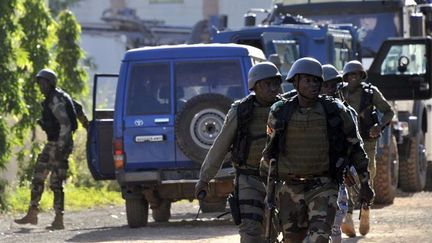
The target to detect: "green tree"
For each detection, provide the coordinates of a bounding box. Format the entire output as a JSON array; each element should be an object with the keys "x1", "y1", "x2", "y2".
[
  {"x1": 0, "y1": 0, "x2": 28, "y2": 170},
  {"x1": 55, "y1": 10, "x2": 88, "y2": 97}
]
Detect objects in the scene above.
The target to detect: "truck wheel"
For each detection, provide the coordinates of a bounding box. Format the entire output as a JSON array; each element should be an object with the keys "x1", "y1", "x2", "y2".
[
  {"x1": 152, "y1": 199, "x2": 171, "y2": 222},
  {"x1": 399, "y1": 132, "x2": 427, "y2": 192},
  {"x1": 374, "y1": 135, "x2": 399, "y2": 204},
  {"x1": 175, "y1": 93, "x2": 233, "y2": 163},
  {"x1": 126, "y1": 197, "x2": 149, "y2": 228},
  {"x1": 199, "y1": 198, "x2": 227, "y2": 213}
]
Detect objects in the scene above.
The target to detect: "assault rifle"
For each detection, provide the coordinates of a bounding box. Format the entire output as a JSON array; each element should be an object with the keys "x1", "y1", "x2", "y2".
[{"x1": 265, "y1": 159, "x2": 277, "y2": 243}]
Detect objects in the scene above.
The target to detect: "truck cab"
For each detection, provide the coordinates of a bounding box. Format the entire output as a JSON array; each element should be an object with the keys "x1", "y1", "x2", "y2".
[
  {"x1": 87, "y1": 43, "x2": 266, "y2": 227},
  {"x1": 369, "y1": 37, "x2": 432, "y2": 194}
]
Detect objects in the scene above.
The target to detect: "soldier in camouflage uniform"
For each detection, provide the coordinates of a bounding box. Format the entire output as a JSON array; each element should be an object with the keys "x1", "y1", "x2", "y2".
[
  {"x1": 195, "y1": 62, "x2": 282, "y2": 243},
  {"x1": 340, "y1": 60, "x2": 394, "y2": 237},
  {"x1": 14, "y1": 68, "x2": 84, "y2": 230},
  {"x1": 262, "y1": 58, "x2": 374, "y2": 242},
  {"x1": 320, "y1": 64, "x2": 356, "y2": 243}
]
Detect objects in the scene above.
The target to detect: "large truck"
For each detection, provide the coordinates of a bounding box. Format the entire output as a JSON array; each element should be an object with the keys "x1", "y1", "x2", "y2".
[{"x1": 273, "y1": 0, "x2": 432, "y2": 203}]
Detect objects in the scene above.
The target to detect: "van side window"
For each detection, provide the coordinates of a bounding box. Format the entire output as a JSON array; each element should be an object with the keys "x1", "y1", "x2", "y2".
[
  {"x1": 126, "y1": 62, "x2": 171, "y2": 115},
  {"x1": 175, "y1": 60, "x2": 244, "y2": 111}
]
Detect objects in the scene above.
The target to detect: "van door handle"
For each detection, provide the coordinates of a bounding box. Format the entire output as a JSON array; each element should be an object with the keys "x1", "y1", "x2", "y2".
[{"x1": 154, "y1": 118, "x2": 169, "y2": 123}]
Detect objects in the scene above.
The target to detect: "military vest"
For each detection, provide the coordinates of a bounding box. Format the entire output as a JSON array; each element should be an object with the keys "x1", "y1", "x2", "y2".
[
  {"x1": 278, "y1": 103, "x2": 329, "y2": 176},
  {"x1": 41, "y1": 88, "x2": 78, "y2": 141},
  {"x1": 231, "y1": 94, "x2": 270, "y2": 168},
  {"x1": 274, "y1": 95, "x2": 348, "y2": 182}
]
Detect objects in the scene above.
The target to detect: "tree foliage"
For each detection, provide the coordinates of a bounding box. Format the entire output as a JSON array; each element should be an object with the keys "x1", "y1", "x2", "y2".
[
  {"x1": 56, "y1": 10, "x2": 88, "y2": 97},
  {"x1": 0, "y1": 0, "x2": 27, "y2": 169}
]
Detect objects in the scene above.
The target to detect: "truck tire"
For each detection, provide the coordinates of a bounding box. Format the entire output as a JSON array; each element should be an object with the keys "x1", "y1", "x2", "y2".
[
  {"x1": 126, "y1": 197, "x2": 149, "y2": 228},
  {"x1": 152, "y1": 199, "x2": 171, "y2": 222},
  {"x1": 199, "y1": 198, "x2": 227, "y2": 213},
  {"x1": 374, "y1": 135, "x2": 399, "y2": 204},
  {"x1": 175, "y1": 93, "x2": 233, "y2": 163},
  {"x1": 399, "y1": 132, "x2": 427, "y2": 192}
]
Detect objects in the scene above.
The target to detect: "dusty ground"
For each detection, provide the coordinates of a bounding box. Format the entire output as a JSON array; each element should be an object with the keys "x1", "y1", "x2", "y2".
[{"x1": 1, "y1": 190, "x2": 432, "y2": 243}]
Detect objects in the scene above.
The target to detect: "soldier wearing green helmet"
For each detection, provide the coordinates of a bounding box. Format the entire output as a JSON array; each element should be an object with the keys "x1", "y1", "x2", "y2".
[
  {"x1": 195, "y1": 61, "x2": 282, "y2": 242},
  {"x1": 14, "y1": 68, "x2": 88, "y2": 230},
  {"x1": 339, "y1": 60, "x2": 394, "y2": 237},
  {"x1": 320, "y1": 64, "x2": 359, "y2": 243},
  {"x1": 262, "y1": 57, "x2": 374, "y2": 242}
]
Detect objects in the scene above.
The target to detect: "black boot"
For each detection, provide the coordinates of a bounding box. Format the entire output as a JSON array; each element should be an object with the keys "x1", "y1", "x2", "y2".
[
  {"x1": 46, "y1": 213, "x2": 64, "y2": 230},
  {"x1": 14, "y1": 206, "x2": 39, "y2": 225}
]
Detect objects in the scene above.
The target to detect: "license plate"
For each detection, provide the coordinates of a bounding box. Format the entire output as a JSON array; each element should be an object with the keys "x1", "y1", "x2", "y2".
[{"x1": 135, "y1": 135, "x2": 164, "y2": 143}]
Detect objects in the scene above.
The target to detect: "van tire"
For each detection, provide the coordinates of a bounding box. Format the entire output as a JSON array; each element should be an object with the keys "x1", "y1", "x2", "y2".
[
  {"x1": 399, "y1": 132, "x2": 427, "y2": 192},
  {"x1": 175, "y1": 93, "x2": 233, "y2": 163},
  {"x1": 126, "y1": 197, "x2": 149, "y2": 228},
  {"x1": 152, "y1": 199, "x2": 171, "y2": 222},
  {"x1": 374, "y1": 135, "x2": 399, "y2": 204}
]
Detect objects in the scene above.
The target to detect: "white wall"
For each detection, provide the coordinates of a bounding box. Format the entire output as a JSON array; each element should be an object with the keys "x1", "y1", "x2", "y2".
[
  {"x1": 80, "y1": 32, "x2": 127, "y2": 75},
  {"x1": 70, "y1": 1, "x2": 111, "y2": 25},
  {"x1": 128, "y1": 0, "x2": 203, "y2": 27}
]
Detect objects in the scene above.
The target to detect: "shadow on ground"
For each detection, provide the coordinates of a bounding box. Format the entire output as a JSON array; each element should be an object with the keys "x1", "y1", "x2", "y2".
[{"x1": 66, "y1": 218, "x2": 237, "y2": 242}]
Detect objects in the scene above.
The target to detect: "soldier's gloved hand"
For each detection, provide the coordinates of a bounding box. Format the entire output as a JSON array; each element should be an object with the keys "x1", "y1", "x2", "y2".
[
  {"x1": 194, "y1": 180, "x2": 209, "y2": 200},
  {"x1": 369, "y1": 124, "x2": 382, "y2": 138},
  {"x1": 359, "y1": 182, "x2": 375, "y2": 204}
]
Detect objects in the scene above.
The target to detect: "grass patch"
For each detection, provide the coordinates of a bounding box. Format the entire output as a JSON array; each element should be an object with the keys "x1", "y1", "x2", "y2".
[{"x1": 6, "y1": 183, "x2": 123, "y2": 213}]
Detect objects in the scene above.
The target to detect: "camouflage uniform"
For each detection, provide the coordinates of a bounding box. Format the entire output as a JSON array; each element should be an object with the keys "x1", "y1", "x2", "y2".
[
  {"x1": 341, "y1": 83, "x2": 394, "y2": 213},
  {"x1": 31, "y1": 88, "x2": 75, "y2": 214},
  {"x1": 199, "y1": 94, "x2": 270, "y2": 243},
  {"x1": 263, "y1": 95, "x2": 370, "y2": 242}
]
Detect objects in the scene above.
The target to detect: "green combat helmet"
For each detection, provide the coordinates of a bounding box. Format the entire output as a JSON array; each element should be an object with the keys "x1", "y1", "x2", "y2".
[
  {"x1": 247, "y1": 61, "x2": 282, "y2": 90},
  {"x1": 322, "y1": 64, "x2": 342, "y2": 83},
  {"x1": 286, "y1": 57, "x2": 323, "y2": 83},
  {"x1": 342, "y1": 60, "x2": 367, "y2": 81},
  {"x1": 36, "y1": 68, "x2": 57, "y2": 87}
]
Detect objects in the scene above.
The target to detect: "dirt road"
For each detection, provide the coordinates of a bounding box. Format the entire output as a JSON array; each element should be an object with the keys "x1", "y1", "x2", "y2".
[{"x1": 1, "y1": 190, "x2": 432, "y2": 243}]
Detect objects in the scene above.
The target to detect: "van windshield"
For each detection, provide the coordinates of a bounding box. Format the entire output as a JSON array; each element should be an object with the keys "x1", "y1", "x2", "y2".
[
  {"x1": 126, "y1": 62, "x2": 171, "y2": 115},
  {"x1": 175, "y1": 59, "x2": 244, "y2": 111}
]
